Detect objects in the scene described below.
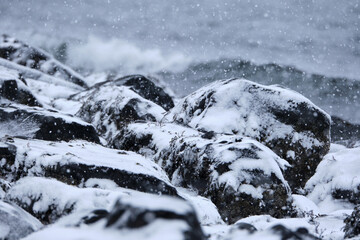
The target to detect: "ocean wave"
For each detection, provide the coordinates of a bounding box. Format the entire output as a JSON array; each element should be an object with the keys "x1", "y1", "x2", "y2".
[{"x1": 66, "y1": 36, "x2": 191, "y2": 74}]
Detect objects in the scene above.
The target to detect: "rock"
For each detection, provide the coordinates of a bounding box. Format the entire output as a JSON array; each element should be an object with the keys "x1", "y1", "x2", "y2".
[
  {"x1": 233, "y1": 222, "x2": 257, "y2": 233},
  {"x1": 158, "y1": 134, "x2": 293, "y2": 223},
  {"x1": 0, "y1": 103, "x2": 100, "y2": 143},
  {"x1": 344, "y1": 205, "x2": 360, "y2": 239},
  {"x1": 0, "y1": 200, "x2": 42, "y2": 240},
  {"x1": 331, "y1": 116, "x2": 360, "y2": 147},
  {"x1": 112, "y1": 122, "x2": 199, "y2": 158},
  {"x1": 74, "y1": 83, "x2": 166, "y2": 142},
  {"x1": 0, "y1": 34, "x2": 87, "y2": 88},
  {"x1": 166, "y1": 78, "x2": 331, "y2": 190},
  {"x1": 22, "y1": 195, "x2": 205, "y2": 240},
  {"x1": 0, "y1": 66, "x2": 42, "y2": 107},
  {"x1": 91, "y1": 195, "x2": 205, "y2": 240},
  {"x1": 108, "y1": 75, "x2": 175, "y2": 110},
  {"x1": 223, "y1": 215, "x2": 320, "y2": 240},
  {"x1": 0, "y1": 138, "x2": 177, "y2": 196},
  {"x1": 224, "y1": 223, "x2": 318, "y2": 240},
  {"x1": 5, "y1": 177, "x2": 127, "y2": 224},
  {"x1": 305, "y1": 146, "x2": 360, "y2": 205},
  {"x1": 113, "y1": 123, "x2": 293, "y2": 223},
  {"x1": 270, "y1": 224, "x2": 319, "y2": 240}
]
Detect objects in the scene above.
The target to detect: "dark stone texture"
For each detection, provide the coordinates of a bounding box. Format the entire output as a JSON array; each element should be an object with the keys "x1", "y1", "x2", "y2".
[
  {"x1": 344, "y1": 205, "x2": 360, "y2": 239},
  {"x1": 167, "y1": 78, "x2": 331, "y2": 191},
  {"x1": 0, "y1": 34, "x2": 87, "y2": 88},
  {"x1": 0, "y1": 104, "x2": 100, "y2": 143},
  {"x1": 101, "y1": 197, "x2": 205, "y2": 240}
]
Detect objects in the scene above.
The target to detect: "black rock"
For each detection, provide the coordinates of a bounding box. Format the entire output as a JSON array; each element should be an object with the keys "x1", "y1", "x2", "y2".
[
  {"x1": 1, "y1": 139, "x2": 177, "y2": 197},
  {"x1": 0, "y1": 104, "x2": 100, "y2": 143},
  {"x1": 234, "y1": 222, "x2": 257, "y2": 234},
  {"x1": 271, "y1": 224, "x2": 320, "y2": 240},
  {"x1": 102, "y1": 195, "x2": 205, "y2": 240},
  {"x1": 0, "y1": 34, "x2": 87, "y2": 88},
  {"x1": 74, "y1": 83, "x2": 165, "y2": 143},
  {"x1": 113, "y1": 123, "x2": 293, "y2": 223},
  {"x1": 166, "y1": 78, "x2": 331, "y2": 191},
  {"x1": 344, "y1": 205, "x2": 360, "y2": 239},
  {"x1": 113, "y1": 75, "x2": 175, "y2": 111}
]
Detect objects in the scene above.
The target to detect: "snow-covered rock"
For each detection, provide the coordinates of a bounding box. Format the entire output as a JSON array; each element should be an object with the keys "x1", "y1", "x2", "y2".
[
  {"x1": 0, "y1": 34, "x2": 87, "y2": 88},
  {"x1": 0, "y1": 103, "x2": 99, "y2": 142},
  {"x1": 5, "y1": 177, "x2": 127, "y2": 224},
  {"x1": 166, "y1": 78, "x2": 331, "y2": 190},
  {"x1": 0, "y1": 66, "x2": 42, "y2": 107},
  {"x1": 23, "y1": 194, "x2": 205, "y2": 240},
  {"x1": 105, "y1": 74, "x2": 175, "y2": 110},
  {"x1": 305, "y1": 146, "x2": 360, "y2": 206},
  {"x1": 0, "y1": 138, "x2": 177, "y2": 196},
  {"x1": 113, "y1": 123, "x2": 293, "y2": 223},
  {"x1": 74, "y1": 83, "x2": 166, "y2": 143},
  {"x1": 112, "y1": 122, "x2": 199, "y2": 158},
  {"x1": 158, "y1": 134, "x2": 293, "y2": 223},
  {"x1": 0, "y1": 200, "x2": 42, "y2": 240},
  {"x1": 344, "y1": 205, "x2": 360, "y2": 239}
]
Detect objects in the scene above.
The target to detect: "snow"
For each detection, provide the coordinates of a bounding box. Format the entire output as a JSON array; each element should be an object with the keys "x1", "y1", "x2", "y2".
[
  {"x1": 177, "y1": 187, "x2": 224, "y2": 225},
  {"x1": 11, "y1": 138, "x2": 171, "y2": 182},
  {"x1": 74, "y1": 84, "x2": 167, "y2": 142},
  {"x1": 0, "y1": 58, "x2": 84, "y2": 91},
  {"x1": 5, "y1": 177, "x2": 127, "y2": 219},
  {"x1": 305, "y1": 146, "x2": 360, "y2": 212},
  {"x1": 23, "y1": 220, "x2": 190, "y2": 240},
  {"x1": 166, "y1": 78, "x2": 328, "y2": 150}
]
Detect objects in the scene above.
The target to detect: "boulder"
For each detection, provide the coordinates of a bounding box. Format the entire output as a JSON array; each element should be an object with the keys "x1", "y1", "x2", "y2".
[
  {"x1": 0, "y1": 138, "x2": 177, "y2": 196},
  {"x1": 0, "y1": 103, "x2": 100, "y2": 143},
  {"x1": 0, "y1": 34, "x2": 87, "y2": 88},
  {"x1": 157, "y1": 134, "x2": 293, "y2": 223},
  {"x1": 305, "y1": 146, "x2": 360, "y2": 205},
  {"x1": 0, "y1": 200, "x2": 42, "y2": 240},
  {"x1": 22, "y1": 195, "x2": 205, "y2": 240},
  {"x1": 74, "y1": 84, "x2": 166, "y2": 142},
  {"x1": 224, "y1": 224, "x2": 319, "y2": 240},
  {"x1": 166, "y1": 78, "x2": 331, "y2": 190},
  {"x1": 113, "y1": 123, "x2": 293, "y2": 223},
  {"x1": 5, "y1": 177, "x2": 127, "y2": 224},
  {"x1": 105, "y1": 75, "x2": 175, "y2": 110},
  {"x1": 344, "y1": 205, "x2": 360, "y2": 239},
  {"x1": 0, "y1": 66, "x2": 42, "y2": 107},
  {"x1": 112, "y1": 122, "x2": 199, "y2": 157},
  {"x1": 86, "y1": 195, "x2": 205, "y2": 240}
]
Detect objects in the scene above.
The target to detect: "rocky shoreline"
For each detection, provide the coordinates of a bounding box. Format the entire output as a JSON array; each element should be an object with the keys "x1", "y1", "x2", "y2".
[{"x1": 0, "y1": 35, "x2": 359, "y2": 240}]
